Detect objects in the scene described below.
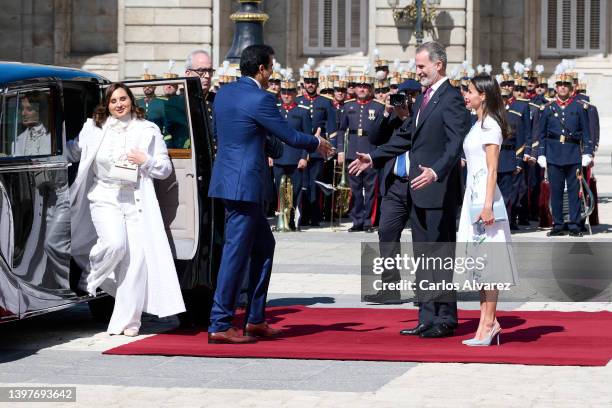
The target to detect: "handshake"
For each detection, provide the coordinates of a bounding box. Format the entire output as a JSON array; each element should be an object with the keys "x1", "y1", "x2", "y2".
[{"x1": 314, "y1": 127, "x2": 336, "y2": 160}]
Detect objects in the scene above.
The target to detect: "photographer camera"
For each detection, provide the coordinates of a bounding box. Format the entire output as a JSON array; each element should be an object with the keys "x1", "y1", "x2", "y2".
[{"x1": 359, "y1": 79, "x2": 422, "y2": 304}]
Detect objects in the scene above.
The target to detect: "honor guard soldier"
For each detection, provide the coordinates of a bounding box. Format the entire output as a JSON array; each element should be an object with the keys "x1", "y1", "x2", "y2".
[
  {"x1": 268, "y1": 60, "x2": 283, "y2": 97},
  {"x1": 374, "y1": 75, "x2": 390, "y2": 103},
  {"x1": 337, "y1": 70, "x2": 386, "y2": 233},
  {"x1": 498, "y1": 69, "x2": 531, "y2": 230},
  {"x1": 523, "y1": 58, "x2": 539, "y2": 100},
  {"x1": 297, "y1": 59, "x2": 337, "y2": 226},
  {"x1": 373, "y1": 48, "x2": 389, "y2": 80},
  {"x1": 346, "y1": 68, "x2": 357, "y2": 100},
  {"x1": 272, "y1": 76, "x2": 312, "y2": 230},
  {"x1": 536, "y1": 73, "x2": 593, "y2": 237},
  {"x1": 136, "y1": 65, "x2": 166, "y2": 134},
  {"x1": 332, "y1": 77, "x2": 348, "y2": 131},
  {"x1": 162, "y1": 61, "x2": 191, "y2": 149}
]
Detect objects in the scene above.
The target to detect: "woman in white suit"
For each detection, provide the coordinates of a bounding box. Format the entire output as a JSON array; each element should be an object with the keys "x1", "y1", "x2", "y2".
[{"x1": 69, "y1": 83, "x2": 185, "y2": 336}]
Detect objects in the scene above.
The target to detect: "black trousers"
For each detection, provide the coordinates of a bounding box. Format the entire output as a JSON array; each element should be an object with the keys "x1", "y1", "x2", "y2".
[
  {"x1": 411, "y1": 203, "x2": 458, "y2": 328},
  {"x1": 378, "y1": 175, "x2": 412, "y2": 286},
  {"x1": 549, "y1": 163, "x2": 581, "y2": 230},
  {"x1": 302, "y1": 158, "x2": 324, "y2": 224},
  {"x1": 348, "y1": 164, "x2": 377, "y2": 228}
]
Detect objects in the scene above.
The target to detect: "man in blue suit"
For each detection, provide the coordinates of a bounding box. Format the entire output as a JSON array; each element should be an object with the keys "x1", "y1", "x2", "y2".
[{"x1": 208, "y1": 45, "x2": 333, "y2": 344}]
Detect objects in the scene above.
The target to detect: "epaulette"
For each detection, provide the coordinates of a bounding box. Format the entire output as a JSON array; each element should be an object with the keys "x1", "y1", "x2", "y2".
[
  {"x1": 372, "y1": 99, "x2": 386, "y2": 106},
  {"x1": 508, "y1": 109, "x2": 522, "y2": 117},
  {"x1": 320, "y1": 94, "x2": 334, "y2": 101},
  {"x1": 344, "y1": 98, "x2": 356, "y2": 103},
  {"x1": 266, "y1": 89, "x2": 278, "y2": 95},
  {"x1": 516, "y1": 97, "x2": 530, "y2": 102},
  {"x1": 579, "y1": 100, "x2": 591, "y2": 109},
  {"x1": 298, "y1": 104, "x2": 310, "y2": 110},
  {"x1": 529, "y1": 102, "x2": 540, "y2": 109},
  {"x1": 328, "y1": 131, "x2": 338, "y2": 139},
  {"x1": 515, "y1": 144, "x2": 526, "y2": 155}
]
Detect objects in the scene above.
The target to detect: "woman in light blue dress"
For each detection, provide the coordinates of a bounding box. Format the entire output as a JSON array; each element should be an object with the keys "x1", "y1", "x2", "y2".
[{"x1": 456, "y1": 75, "x2": 519, "y2": 346}]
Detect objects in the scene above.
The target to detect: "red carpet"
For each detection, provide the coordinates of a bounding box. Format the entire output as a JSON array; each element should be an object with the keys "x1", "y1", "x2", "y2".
[{"x1": 104, "y1": 306, "x2": 612, "y2": 366}]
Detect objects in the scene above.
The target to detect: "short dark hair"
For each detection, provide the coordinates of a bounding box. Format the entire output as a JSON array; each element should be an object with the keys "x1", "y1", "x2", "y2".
[{"x1": 239, "y1": 44, "x2": 275, "y2": 77}]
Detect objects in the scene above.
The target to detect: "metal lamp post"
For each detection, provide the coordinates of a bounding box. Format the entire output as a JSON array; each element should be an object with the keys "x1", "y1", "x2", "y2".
[
  {"x1": 224, "y1": 0, "x2": 270, "y2": 64},
  {"x1": 387, "y1": 0, "x2": 441, "y2": 45}
]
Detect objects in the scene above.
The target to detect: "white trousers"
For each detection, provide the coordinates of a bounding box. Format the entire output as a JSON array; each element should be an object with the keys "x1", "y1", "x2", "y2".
[{"x1": 87, "y1": 183, "x2": 147, "y2": 334}]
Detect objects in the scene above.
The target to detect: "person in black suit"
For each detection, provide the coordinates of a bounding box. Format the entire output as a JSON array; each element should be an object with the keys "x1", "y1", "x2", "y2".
[
  {"x1": 363, "y1": 79, "x2": 421, "y2": 305},
  {"x1": 349, "y1": 42, "x2": 470, "y2": 338}
]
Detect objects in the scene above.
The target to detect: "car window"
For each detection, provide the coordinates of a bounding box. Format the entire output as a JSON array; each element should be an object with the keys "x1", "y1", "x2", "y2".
[
  {"x1": 130, "y1": 82, "x2": 192, "y2": 153},
  {"x1": 0, "y1": 88, "x2": 55, "y2": 159}
]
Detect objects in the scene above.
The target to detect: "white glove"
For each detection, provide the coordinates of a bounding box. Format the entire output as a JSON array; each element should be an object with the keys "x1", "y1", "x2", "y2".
[
  {"x1": 537, "y1": 156, "x2": 547, "y2": 169},
  {"x1": 581, "y1": 154, "x2": 593, "y2": 167}
]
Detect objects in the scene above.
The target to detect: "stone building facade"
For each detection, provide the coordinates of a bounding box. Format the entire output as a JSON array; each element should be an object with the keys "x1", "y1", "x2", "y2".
[{"x1": 2, "y1": 0, "x2": 611, "y2": 118}]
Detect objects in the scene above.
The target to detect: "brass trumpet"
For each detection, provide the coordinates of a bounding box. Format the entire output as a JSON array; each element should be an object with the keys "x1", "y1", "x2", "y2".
[
  {"x1": 275, "y1": 174, "x2": 293, "y2": 232},
  {"x1": 331, "y1": 131, "x2": 352, "y2": 228}
]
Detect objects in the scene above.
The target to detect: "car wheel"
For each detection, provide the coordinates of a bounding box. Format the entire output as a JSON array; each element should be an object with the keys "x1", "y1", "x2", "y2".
[{"x1": 88, "y1": 295, "x2": 115, "y2": 323}]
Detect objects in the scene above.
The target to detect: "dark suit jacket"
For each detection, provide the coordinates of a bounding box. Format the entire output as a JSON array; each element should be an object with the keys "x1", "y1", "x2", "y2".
[
  {"x1": 369, "y1": 113, "x2": 409, "y2": 197},
  {"x1": 371, "y1": 79, "x2": 469, "y2": 208},
  {"x1": 209, "y1": 77, "x2": 319, "y2": 204}
]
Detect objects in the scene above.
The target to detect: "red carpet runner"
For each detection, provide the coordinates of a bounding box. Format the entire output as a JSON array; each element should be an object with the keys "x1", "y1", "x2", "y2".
[{"x1": 104, "y1": 306, "x2": 612, "y2": 366}]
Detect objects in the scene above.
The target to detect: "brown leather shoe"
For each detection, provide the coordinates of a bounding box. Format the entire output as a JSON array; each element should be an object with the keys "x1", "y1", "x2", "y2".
[
  {"x1": 208, "y1": 327, "x2": 257, "y2": 344},
  {"x1": 244, "y1": 322, "x2": 282, "y2": 338}
]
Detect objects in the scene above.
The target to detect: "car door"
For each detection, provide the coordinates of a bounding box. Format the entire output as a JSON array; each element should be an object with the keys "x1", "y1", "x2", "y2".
[
  {"x1": 0, "y1": 81, "x2": 73, "y2": 316},
  {"x1": 120, "y1": 77, "x2": 221, "y2": 289}
]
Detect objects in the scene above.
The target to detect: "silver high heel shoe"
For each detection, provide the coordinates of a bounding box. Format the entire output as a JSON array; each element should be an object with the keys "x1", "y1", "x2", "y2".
[{"x1": 466, "y1": 323, "x2": 501, "y2": 347}]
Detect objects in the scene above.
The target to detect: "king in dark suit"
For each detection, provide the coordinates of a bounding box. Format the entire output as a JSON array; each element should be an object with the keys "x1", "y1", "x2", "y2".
[
  {"x1": 207, "y1": 45, "x2": 332, "y2": 344},
  {"x1": 349, "y1": 42, "x2": 470, "y2": 338}
]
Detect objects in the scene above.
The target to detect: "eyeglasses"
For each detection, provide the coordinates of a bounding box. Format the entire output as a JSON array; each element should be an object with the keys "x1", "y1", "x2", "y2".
[{"x1": 187, "y1": 68, "x2": 215, "y2": 77}]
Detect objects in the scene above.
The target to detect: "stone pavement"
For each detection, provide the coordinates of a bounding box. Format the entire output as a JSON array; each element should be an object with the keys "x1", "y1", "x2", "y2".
[{"x1": 1, "y1": 194, "x2": 611, "y2": 407}]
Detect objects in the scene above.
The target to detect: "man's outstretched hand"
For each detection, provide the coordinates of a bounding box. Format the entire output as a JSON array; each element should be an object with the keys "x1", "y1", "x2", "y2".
[
  {"x1": 315, "y1": 127, "x2": 335, "y2": 159},
  {"x1": 348, "y1": 152, "x2": 373, "y2": 176}
]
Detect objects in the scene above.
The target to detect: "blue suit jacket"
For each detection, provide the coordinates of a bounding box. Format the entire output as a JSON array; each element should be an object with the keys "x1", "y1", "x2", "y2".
[{"x1": 209, "y1": 77, "x2": 319, "y2": 203}]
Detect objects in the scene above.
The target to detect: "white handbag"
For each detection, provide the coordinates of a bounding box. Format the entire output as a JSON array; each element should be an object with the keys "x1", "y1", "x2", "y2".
[
  {"x1": 469, "y1": 200, "x2": 507, "y2": 223},
  {"x1": 108, "y1": 156, "x2": 139, "y2": 183}
]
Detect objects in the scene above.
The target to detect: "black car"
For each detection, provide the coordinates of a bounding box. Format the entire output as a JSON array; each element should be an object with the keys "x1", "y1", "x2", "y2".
[{"x1": 0, "y1": 62, "x2": 222, "y2": 323}]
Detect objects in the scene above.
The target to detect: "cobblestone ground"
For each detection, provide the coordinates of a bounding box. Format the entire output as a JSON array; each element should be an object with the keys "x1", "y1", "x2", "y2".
[{"x1": 1, "y1": 154, "x2": 612, "y2": 407}]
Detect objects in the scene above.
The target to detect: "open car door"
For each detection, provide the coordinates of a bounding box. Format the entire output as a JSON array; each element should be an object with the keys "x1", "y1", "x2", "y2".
[{"x1": 120, "y1": 77, "x2": 222, "y2": 289}]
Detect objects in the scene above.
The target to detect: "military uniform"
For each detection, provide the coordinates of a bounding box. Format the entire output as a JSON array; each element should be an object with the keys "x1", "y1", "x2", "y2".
[
  {"x1": 497, "y1": 96, "x2": 531, "y2": 225},
  {"x1": 337, "y1": 97, "x2": 386, "y2": 230},
  {"x1": 537, "y1": 95, "x2": 592, "y2": 234},
  {"x1": 296, "y1": 92, "x2": 337, "y2": 226},
  {"x1": 136, "y1": 97, "x2": 166, "y2": 133},
  {"x1": 162, "y1": 94, "x2": 189, "y2": 149},
  {"x1": 274, "y1": 101, "x2": 312, "y2": 228}
]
